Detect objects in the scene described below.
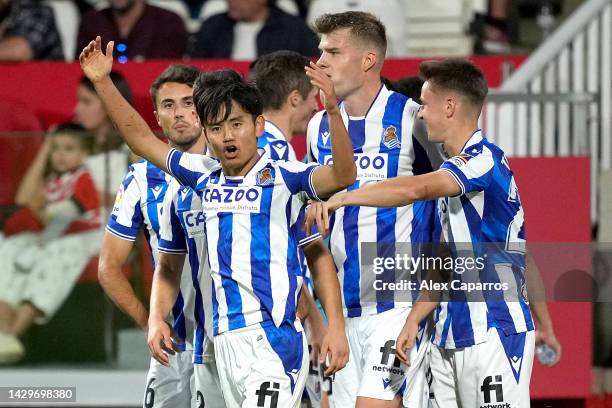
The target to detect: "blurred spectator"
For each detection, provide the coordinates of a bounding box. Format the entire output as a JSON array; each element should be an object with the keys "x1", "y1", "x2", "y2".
[
  {"x1": 74, "y1": 71, "x2": 133, "y2": 206},
  {"x1": 0, "y1": 0, "x2": 64, "y2": 62},
  {"x1": 75, "y1": 0, "x2": 188, "y2": 61},
  {"x1": 392, "y1": 75, "x2": 424, "y2": 104},
  {"x1": 190, "y1": 0, "x2": 319, "y2": 60},
  {"x1": 0, "y1": 124, "x2": 100, "y2": 364}
]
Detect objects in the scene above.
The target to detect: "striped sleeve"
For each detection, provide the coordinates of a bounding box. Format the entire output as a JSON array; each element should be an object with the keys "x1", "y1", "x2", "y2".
[
  {"x1": 440, "y1": 147, "x2": 495, "y2": 195},
  {"x1": 106, "y1": 165, "x2": 143, "y2": 241},
  {"x1": 293, "y1": 204, "x2": 321, "y2": 248},
  {"x1": 277, "y1": 160, "x2": 320, "y2": 200},
  {"x1": 158, "y1": 181, "x2": 187, "y2": 254},
  {"x1": 166, "y1": 149, "x2": 218, "y2": 190}
]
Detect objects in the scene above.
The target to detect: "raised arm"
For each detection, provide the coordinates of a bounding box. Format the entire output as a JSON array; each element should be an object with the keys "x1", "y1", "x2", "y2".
[
  {"x1": 305, "y1": 62, "x2": 356, "y2": 198},
  {"x1": 15, "y1": 137, "x2": 50, "y2": 208},
  {"x1": 79, "y1": 37, "x2": 171, "y2": 171}
]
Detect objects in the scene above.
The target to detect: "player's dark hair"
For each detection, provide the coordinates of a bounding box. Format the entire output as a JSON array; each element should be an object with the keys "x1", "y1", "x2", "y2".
[
  {"x1": 313, "y1": 11, "x2": 387, "y2": 58},
  {"x1": 80, "y1": 70, "x2": 133, "y2": 105},
  {"x1": 392, "y1": 76, "x2": 425, "y2": 104},
  {"x1": 49, "y1": 122, "x2": 94, "y2": 152},
  {"x1": 150, "y1": 64, "x2": 200, "y2": 108},
  {"x1": 249, "y1": 50, "x2": 312, "y2": 111},
  {"x1": 193, "y1": 69, "x2": 263, "y2": 126},
  {"x1": 419, "y1": 59, "x2": 488, "y2": 111}
]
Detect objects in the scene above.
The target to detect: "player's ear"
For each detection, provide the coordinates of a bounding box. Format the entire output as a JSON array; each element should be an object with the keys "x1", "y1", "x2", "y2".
[
  {"x1": 254, "y1": 114, "x2": 265, "y2": 138},
  {"x1": 363, "y1": 51, "x2": 377, "y2": 72},
  {"x1": 288, "y1": 89, "x2": 301, "y2": 108},
  {"x1": 445, "y1": 97, "x2": 456, "y2": 119},
  {"x1": 153, "y1": 110, "x2": 161, "y2": 127},
  {"x1": 191, "y1": 109, "x2": 201, "y2": 128}
]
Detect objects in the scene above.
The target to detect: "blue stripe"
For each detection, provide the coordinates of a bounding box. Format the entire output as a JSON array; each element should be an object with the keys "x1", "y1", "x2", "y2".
[
  {"x1": 439, "y1": 303, "x2": 453, "y2": 348},
  {"x1": 316, "y1": 113, "x2": 330, "y2": 155},
  {"x1": 171, "y1": 291, "x2": 187, "y2": 349},
  {"x1": 218, "y1": 213, "x2": 246, "y2": 330},
  {"x1": 372, "y1": 92, "x2": 406, "y2": 312},
  {"x1": 261, "y1": 321, "x2": 305, "y2": 393},
  {"x1": 342, "y1": 118, "x2": 365, "y2": 317},
  {"x1": 250, "y1": 179, "x2": 274, "y2": 323},
  {"x1": 496, "y1": 328, "x2": 527, "y2": 383},
  {"x1": 105, "y1": 225, "x2": 137, "y2": 241}
]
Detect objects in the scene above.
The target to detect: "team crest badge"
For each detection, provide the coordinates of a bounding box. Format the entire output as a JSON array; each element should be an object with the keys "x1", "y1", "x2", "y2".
[
  {"x1": 256, "y1": 167, "x2": 274, "y2": 186},
  {"x1": 382, "y1": 125, "x2": 400, "y2": 149}
]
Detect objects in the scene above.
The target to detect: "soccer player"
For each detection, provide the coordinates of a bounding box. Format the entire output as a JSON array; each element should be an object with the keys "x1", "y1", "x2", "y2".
[
  {"x1": 306, "y1": 11, "x2": 440, "y2": 408},
  {"x1": 250, "y1": 50, "x2": 332, "y2": 408},
  {"x1": 249, "y1": 50, "x2": 318, "y2": 161},
  {"x1": 79, "y1": 36, "x2": 353, "y2": 407},
  {"x1": 314, "y1": 58, "x2": 538, "y2": 408},
  {"x1": 98, "y1": 64, "x2": 223, "y2": 407}
]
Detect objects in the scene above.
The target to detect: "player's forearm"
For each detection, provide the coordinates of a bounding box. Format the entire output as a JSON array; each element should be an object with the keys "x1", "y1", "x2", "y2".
[
  {"x1": 327, "y1": 109, "x2": 357, "y2": 190},
  {"x1": 307, "y1": 248, "x2": 345, "y2": 329},
  {"x1": 300, "y1": 285, "x2": 325, "y2": 335},
  {"x1": 92, "y1": 76, "x2": 168, "y2": 170},
  {"x1": 338, "y1": 176, "x2": 422, "y2": 208},
  {"x1": 98, "y1": 264, "x2": 148, "y2": 329},
  {"x1": 149, "y1": 255, "x2": 183, "y2": 322},
  {"x1": 525, "y1": 253, "x2": 554, "y2": 330}
]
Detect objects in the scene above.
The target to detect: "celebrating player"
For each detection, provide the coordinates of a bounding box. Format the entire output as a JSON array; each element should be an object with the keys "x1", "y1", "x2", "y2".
[
  {"x1": 313, "y1": 58, "x2": 537, "y2": 408},
  {"x1": 98, "y1": 64, "x2": 224, "y2": 407},
  {"x1": 79, "y1": 36, "x2": 353, "y2": 407},
  {"x1": 306, "y1": 11, "x2": 441, "y2": 408}
]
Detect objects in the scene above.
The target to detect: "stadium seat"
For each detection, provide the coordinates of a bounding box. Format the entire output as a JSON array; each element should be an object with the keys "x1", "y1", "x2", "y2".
[{"x1": 45, "y1": 0, "x2": 80, "y2": 61}]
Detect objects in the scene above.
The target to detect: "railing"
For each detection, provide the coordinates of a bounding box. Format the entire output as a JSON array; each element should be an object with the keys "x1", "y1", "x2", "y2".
[{"x1": 485, "y1": 0, "x2": 612, "y2": 222}]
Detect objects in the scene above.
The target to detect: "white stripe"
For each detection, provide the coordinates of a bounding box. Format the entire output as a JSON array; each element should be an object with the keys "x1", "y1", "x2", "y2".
[
  {"x1": 269, "y1": 188, "x2": 291, "y2": 326},
  {"x1": 105, "y1": 226, "x2": 137, "y2": 241}
]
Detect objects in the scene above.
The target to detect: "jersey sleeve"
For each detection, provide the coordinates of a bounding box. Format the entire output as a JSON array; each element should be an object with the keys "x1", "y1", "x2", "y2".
[
  {"x1": 158, "y1": 182, "x2": 188, "y2": 254},
  {"x1": 71, "y1": 170, "x2": 100, "y2": 212},
  {"x1": 292, "y1": 204, "x2": 321, "y2": 248},
  {"x1": 277, "y1": 160, "x2": 320, "y2": 200},
  {"x1": 439, "y1": 147, "x2": 495, "y2": 195},
  {"x1": 165, "y1": 148, "x2": 218, "y2": 189},
  {"x1": 106, "y1": 166, "x2": 144, "y2": 241}
]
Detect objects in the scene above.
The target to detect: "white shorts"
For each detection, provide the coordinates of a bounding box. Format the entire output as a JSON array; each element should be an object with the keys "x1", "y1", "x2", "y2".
[
  {"x1": 193, "y1": 336, "x2": 225, "y2": 408},
  {"x1": 213, "y1": 320, "x2": 309, "y2": 408},
  {"x1": 144, "y1": 351, "x2": 194, "y2": 408},
  {"x1": 427, "y1": 327, "x2": 535, "y2": 408},
  {"x1": 331, "y1": 307, "x2": 429, "y2": 407}
]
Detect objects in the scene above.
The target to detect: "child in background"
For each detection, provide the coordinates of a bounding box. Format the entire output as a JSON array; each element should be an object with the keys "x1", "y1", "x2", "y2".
[{"x1": 0, "y1": 123, "x2": 100, "y2": 364}]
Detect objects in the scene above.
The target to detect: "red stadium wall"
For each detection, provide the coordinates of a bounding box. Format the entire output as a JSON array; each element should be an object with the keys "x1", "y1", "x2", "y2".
[{"x1": 0, "y1": 60, "x2": 592, "y2": 399}]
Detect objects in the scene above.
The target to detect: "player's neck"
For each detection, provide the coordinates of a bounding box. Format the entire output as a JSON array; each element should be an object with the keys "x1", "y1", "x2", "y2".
[
  {"x1": 342, "y1": 77, "x2": 382, "y2": 118},
  {"x1": 263, "y1": 111, "x2": 292, "y2": 142},
  {"x1": 444, "y1": 124, "x2": 480, "y2": 157}
]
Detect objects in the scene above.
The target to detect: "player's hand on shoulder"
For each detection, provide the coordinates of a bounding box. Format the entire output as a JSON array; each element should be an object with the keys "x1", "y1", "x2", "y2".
[
  {"x1": 319, "y1": 323, "x2": 349, "y2": 376},
  {"x1": 305, "y1": 61, "x2": 339, "y2": 114},
  {"x1": 147, "y1": 318, "x2": 176, "y2": 367},
  {"x1": 79, "y1": 36, "x2": 114, "y2": 83},
  {"x1": 396, "y1": 317, "x2": 419, "y2": 366}
]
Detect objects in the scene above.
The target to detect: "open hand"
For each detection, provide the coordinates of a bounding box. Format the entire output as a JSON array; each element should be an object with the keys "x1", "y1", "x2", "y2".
[
  {"x1": 305, "y1": 61, "x2": 339, "y2": 114},
  {"x1": 79, "y1": 36, "x2": 114, "y2": 83},
  {"x1": 395, "y1": 317, "x2": 419, "y2": 366}
]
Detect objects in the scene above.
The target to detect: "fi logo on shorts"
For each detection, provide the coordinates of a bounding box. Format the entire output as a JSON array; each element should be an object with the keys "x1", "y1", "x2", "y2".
[
  {"x1": 256, "y1": 382, "x2": 279, "y2": 408},
  {"x1": 480, "y1": 375, "x2": 505, "y2": 405}
]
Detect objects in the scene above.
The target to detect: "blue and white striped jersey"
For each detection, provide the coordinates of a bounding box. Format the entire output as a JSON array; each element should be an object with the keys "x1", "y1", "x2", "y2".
[
  {"x1": 307, "y1": 85, "x2": 439, "y2": 317},
  {"x1": 257, "y1": 121, "x2": 297, "y2": 161},
  {"x1": 158, "y1": 177, "x2": 214, "y2": 363},
  {"x1": 106, "y1": 160, "x2": 195, "y2": 350},
  {"x1": 166, "y1": 148, "x2": 320, "y2": 335},
  {"x1": 432, "y1": 130, "x2": 534, "y2": 349}
]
